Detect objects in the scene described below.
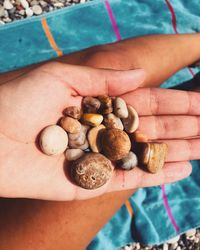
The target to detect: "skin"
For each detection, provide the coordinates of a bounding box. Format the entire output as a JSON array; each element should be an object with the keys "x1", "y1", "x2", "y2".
[{"x1": 1, "y1": 33, "x2": 200, "y2": 249}]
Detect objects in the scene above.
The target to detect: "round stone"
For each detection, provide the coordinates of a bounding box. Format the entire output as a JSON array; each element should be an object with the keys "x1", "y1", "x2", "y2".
[
  {"x1": 102, "y1": 128, "x2": 131, "y2": 161},
  {"x1": 82, "y1": 96, "x2": 101, "y2": 113},
  {"x1": 114, "y1": 97, "x2": 128, "y2": 118},
  {"x1": 118, "y1": 152, "x2": 138, "y2": 170},
  {"x1": 39, "y1": 125, "x2": 68, "y2": 155},
  {"x1": 71, "y1": 153, "x2": 113, "y2": 189},
  {"x1": 25, "y1": 7, "x2": 33, "y2": 16},
  {"x1": 60, "y1": 116, "x2": 81, "y2": 134},
  {"x1": 32, "y1": 4, "x2": 42, "y2": 15}
]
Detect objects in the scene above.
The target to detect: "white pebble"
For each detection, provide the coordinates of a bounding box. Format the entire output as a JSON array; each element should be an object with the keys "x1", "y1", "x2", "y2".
[
  {"x1": 0, "y1": 6, "x2": 5, "y2": 17},
  {"x1": 163, "y1": 243, "x2": 168, "y2": 250},
  {"x1": 39, "y1": 125, "x2": 68, "y2": 155},
  {"x1": 25, "y1": 7, "x2": 33, "y2": 16},
  {"x1": 65, "y1": 149, "x2": 84, "y2": 161},
  {"x1": 0, "y1": 20, "x2": 5, "y2": 25},
  {"x1": 186, "y1": 228, "x2": 196, "y2": 237},
  {"x1": 3, "y1": 0, "x2": 13, "y2": 10},
  {"x1": 32, "y1": 4, "x2": 42, "y2": 15},
  {"x1": 176, "y1": 247, "x2": 181, "y2": 250},
  {"x1": 114, "y1": 97, "x2": 128, "y2": 118},
  {"x1": 20, "y1": 0, "x2": 29, "y2": 9}
]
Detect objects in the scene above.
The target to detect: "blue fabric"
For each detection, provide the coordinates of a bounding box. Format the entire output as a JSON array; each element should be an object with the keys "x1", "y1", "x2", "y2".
[{"x1": 0, "y1": 0, "x2": 200, "y2": 249}]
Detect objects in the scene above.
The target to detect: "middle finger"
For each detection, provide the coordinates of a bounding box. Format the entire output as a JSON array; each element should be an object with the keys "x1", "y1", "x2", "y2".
[{"x1": 139, "y1": 115, "x2": 200, "y2": 139}]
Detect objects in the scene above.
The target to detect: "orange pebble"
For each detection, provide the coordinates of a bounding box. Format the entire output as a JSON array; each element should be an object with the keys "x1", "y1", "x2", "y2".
[{"x1": 132, "y1": 130, "x2": 148, "y2": 142}]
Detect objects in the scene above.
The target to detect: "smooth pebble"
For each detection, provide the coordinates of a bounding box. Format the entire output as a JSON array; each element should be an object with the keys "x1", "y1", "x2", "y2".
[
  {"x1": 82, "y1": 96, "x2": 101, "y2": 113},
  {"x1": 20, "y1": 0, "x2": 29, "y2": 9},
  {"x1": 104, "y1": 113, "x2": 124, "y2": 130},
  {"x1": 25, "y1": 7, "x2": 33, "y2": 16},
  {"x1": 3, "y1": 0, "x2": 13, "y2": 10},
  {"x1": 88, "y1": 124, "x2": 105, "y2": 153},
  {"x1": 60, "y1": 116, "x2": 81, "y2": 134},
  {"x1": 39, "y1": 125, "x2": 68, "y2": 155},
  {"x1": 118, "y1": 152, "x2": 138, "y2": 170},
  {"x1": 82, "y1": 113, "x2": 103, "y2": 127},
  {"x1": 122, "y1": 105, "x2": 139, "y2": 133},
  {"x1": 65, "y1": 149, "x2": 84, "y2": 161},
  {"x1": 32, "y1": 4, "x2": 42, "y2": 15},
  {"x1": 114, "y1": 97, "x2": 128, "y2": 118}
]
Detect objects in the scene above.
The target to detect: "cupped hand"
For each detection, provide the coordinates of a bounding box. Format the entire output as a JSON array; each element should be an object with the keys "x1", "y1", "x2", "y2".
[{"x1": 0, "y1": 62, "x2": 196, "y2": 201}]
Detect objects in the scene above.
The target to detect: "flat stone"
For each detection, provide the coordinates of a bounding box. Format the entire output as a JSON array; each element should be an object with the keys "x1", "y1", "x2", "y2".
[{"x1": 114, "y1": 97, "x2": 128, "y2": 118}]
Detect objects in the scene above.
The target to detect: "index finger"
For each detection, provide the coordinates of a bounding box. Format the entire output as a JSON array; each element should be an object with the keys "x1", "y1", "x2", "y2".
[{"x1": 121, "y1": 88, "x2": 200, "y2": 116}]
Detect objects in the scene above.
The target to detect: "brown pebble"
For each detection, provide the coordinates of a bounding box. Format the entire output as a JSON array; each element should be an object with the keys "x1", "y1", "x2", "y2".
[
  {"x1": 60, "y1": 116, "x2": 81, "y2": 134},
  {"x1": 82, "y1": 97, "x2": 101, "y2": 113},
  {"x1": 71, "y1": 153, "x2": 113, "y2": 189},
  {"x1": 140, "y1": 142, "x2": 168, "y2": 173},
  {"x1": 63, "y1": 106, "x2": 81, "y2": 119},
  {"x1": 88, "y1": 124, "x2": 106, "y2": 153},
  {"x1": 132, "y1": 130, "x2": 148, "y2": 143},
  {"x1": 104, "y1": 113, "x2": 124, "y2": 130},
  {"x1": 101, "y1": 128, "x2": 131, "y2": 161},
  {"x1": 82, "y1": 113, "x2": 103, "y2": 127},
  {"x1": 98, "y1": 95, "x2": 113, "y2": 114}
]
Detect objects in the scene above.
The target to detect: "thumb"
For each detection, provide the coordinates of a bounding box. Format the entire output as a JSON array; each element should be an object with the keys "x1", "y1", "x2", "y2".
[{"x1": 51, "y1": 62, "x2": 145, "y2": 96}]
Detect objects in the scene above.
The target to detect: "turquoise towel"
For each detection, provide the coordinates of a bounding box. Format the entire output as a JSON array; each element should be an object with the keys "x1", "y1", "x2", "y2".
[{"x1": 0, "y1": 0, "x2": 200, "y2": 248}]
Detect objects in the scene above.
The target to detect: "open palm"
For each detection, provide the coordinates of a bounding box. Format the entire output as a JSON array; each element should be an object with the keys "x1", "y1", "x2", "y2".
[{"x1": 0, "y1": 62, "x2": 197, "y2": 200}]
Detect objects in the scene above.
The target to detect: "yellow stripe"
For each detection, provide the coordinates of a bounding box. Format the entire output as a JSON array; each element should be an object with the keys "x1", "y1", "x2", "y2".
[
  {"x1": 125, "y1": 200, "x2": 134, "y2": 217},
  {"x1": 41, "y1": 18, "x2": 63, "y2": 57}
]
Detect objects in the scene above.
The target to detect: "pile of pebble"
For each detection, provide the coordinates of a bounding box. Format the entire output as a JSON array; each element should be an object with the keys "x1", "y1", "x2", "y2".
[
  {"x1": 39, "y1": 96, "x2": 167, "y2": 189},
  {"x1": 0, "y1": 0, "x2": 90, "y2": 24},
  {"x1": 121, "y1": 228, "x2": 200, "y2": 250}
]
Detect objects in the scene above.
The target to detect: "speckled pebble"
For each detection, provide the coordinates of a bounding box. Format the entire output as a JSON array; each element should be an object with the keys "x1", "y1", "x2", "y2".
[
  {"x1": 60, "y1": 116, "x2": 81, "y2": 134},
  {"x1": 114, "y1": 97, "x2": 128, "y2": 118},
  {"x1": 63, "y1": 106, "x2": 81, "y2": 119},
  {"x1": 122, "y1": 105, "x2": 139, "y2": 133},
  {"x1": 82, "y1": 96, "x2": 101, "y2": 113}
]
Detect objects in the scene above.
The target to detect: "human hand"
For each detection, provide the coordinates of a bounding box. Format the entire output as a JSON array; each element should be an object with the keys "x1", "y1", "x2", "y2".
[{"x1": 0, "y1": 62, "x2": 196, "y2": 201}]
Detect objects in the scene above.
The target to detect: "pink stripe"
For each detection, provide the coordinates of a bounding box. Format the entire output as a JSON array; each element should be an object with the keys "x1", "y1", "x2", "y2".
[
  {"x1": 164, "y1": 0, "x2": 195, "y2": 77},
  {"x1": 161, "y1": 185, "x2": 180, "y2": 233},
  {"x1": 104, "y1": 0, "x2": 121, "y2": 41}
]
